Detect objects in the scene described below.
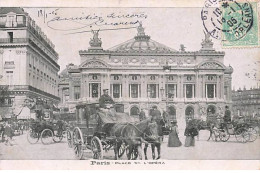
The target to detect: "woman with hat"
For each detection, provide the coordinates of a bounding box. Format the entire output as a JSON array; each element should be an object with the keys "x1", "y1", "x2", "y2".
[
  {"x1": 168, "y1": 120, "x2": 182, "y2": 147},
  {"x1": 184, "y1": 118, "x2": 198, "y2": 147}
]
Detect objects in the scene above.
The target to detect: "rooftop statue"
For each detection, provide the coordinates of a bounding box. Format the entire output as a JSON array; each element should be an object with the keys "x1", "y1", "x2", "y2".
[
  {"x1": 201, "y1": 30, "x2": 214, "y2": 49},
  {"x1": 89, "y1": 29, "x2": 102, "y2": 47},
  {"x1": 180, "y1": 44, "x2": 186, "y2": 52},
  {"x1": 203, "y1": 30, "x2": 212, "y2": 43},
  {"x1": 137, "y1": 22, "x2": 145, "y2": 36}
]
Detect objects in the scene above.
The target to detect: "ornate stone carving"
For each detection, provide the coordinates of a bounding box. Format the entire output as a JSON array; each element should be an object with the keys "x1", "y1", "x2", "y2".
[
  {"x1": 177, "y1": 60, "x2": 183, "y2": 66},
  {"x1": 122, "y1": 57, "x2": 128, "y2": 64},
  {"x1": 141, "y1": 57, "x2": 147, "y2": 64},
  {"x1": 82, "y1": 61, "x2": 108, "y2": 68},
  {"x1": 130, "y1": 58, "x2": 139, "y2": 63},
  {"x1": 0, "y1": 49, "x2": 4, "y2": 54},
  {"x1": 200, "y1": 62, "x2": 223, "y2": 69},
  {"x1": 199, "y1": 104, "x2": 207, "y2": 116},
  {"x1": 217, "y1": 106, "x2": 224, "y2": 115},
  {"x1": 112, "y1": 57, "x2": 121, "y2": 63},
  {"x1": 16, "y1": 50, "x2": 26, "y2": 55}
]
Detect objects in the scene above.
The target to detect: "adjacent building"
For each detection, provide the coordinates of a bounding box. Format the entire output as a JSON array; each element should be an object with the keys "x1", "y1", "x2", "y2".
[
  {"x1": 0, "y1": 8, "x2": 60, "y2": 118},
  {"x1": 232, "y1": 87, "x2": 260, "y2": 117},
  {"x1": 59, "y1": 23, "x2": 233, "y2": 127}
]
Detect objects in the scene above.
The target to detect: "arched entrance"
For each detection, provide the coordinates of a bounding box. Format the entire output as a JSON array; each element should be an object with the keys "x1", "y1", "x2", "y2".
[
  {"x1": 168, "y1": 106, "x2": 176, "y2": 122},
  {"x1": 185, "y1": 106, "x2": 194, "y2": 121},
  {"x1": 130, "y1": 106, "x2": 140, "y2": 116},
  {"x1": 207, "y1": 105, "x2": 216, "y2": 115},
  {"x1": 206, "y1": 105, "x2": 217, "y2": 122}
]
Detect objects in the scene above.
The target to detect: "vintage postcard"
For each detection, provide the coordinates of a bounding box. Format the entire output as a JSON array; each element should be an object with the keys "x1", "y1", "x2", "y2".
[{"x1": 0, "y1": 0, "x2": 259, "y2": 170}]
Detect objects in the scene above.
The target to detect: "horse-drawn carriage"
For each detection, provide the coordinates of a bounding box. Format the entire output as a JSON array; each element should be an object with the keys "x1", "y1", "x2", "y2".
[
  {"x1": 27, "y1": 109, "x2": 67, "y2": 145},
  {"x1": 67, "y1": 102, "x2": 161, "y2": 160},
  {"x1": 191, "y1": 115, "x2": 258, "y2": 143}
]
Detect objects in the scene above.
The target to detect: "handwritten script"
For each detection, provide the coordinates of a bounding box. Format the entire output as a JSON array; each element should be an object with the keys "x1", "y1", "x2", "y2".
[{"x1": 39, "y1": 8, "x2": 148, "y2": 34}]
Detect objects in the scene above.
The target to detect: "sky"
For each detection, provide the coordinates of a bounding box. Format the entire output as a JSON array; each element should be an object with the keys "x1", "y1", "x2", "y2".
[{"x1": 24, "y1": 7, "x2": 260, "y2": 90}]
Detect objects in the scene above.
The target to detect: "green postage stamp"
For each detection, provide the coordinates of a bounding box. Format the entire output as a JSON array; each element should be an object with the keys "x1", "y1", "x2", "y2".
[{"x1": 221, "y1": 1, "x2": 259, "y2": 47}]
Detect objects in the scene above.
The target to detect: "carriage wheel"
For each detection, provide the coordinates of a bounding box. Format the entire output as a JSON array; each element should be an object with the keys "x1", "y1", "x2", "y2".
[
  {"x1": 72, "y1": 127, "x2": 84, "y2": 160},
  {"x1": 41, "y1": 129, "x2": 54, "y2": 145},
  {"x1": 118, "y1": 142, "x2": 126, "y2": 158},
  {"x1": 91, "y1": 136, "x2": 103, "y2": 160},
  {"x1": 67, "y1": 130, "x2": 73, "y2": 148},
  {"x1": 219, "y1": 129, "x2": 230, "y2": 142},
  {"x1": 53, "y1": 130, "x2": 63, "y2": 143},
  {"x1": 27, "y1": 129, "x2": 39, "y2": 144},
  {"x1": 235, "y1": 128, "x2": 249, "y2": 143},
  {"x1": 247, "y1": 127, "x2": 257, "y2": 142}
]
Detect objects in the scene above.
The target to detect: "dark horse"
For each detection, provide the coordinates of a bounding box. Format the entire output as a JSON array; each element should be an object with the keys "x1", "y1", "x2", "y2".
[
  {"x1": 109, "y1": 118, "x2": 159, "y2": 160},
  {"x1": 189, "y1": 119, "x2": 215, "y2": 141},
  {"x1": 144, "y1": 118, "x2": 164, "y2": 160}
]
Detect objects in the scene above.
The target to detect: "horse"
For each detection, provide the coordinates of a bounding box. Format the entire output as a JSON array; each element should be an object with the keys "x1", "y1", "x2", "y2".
[
  {"x1": 188, "y1": 119, "x2": 215, "y2": 141},
  {"x1": 108, "y1": 118, "x2": 159, "y2": 160},
  {"x1": 144, "y1": 118, "x2": 164, "y2": 160}
]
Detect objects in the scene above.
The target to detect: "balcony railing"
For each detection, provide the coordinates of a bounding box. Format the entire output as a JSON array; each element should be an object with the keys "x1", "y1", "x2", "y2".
[
  {"x1": 0, "y1": 38, "x2": 29, "y2": 44},
  {"x1": 0, "y1": 85, "x2": 60, "y2": 101}
]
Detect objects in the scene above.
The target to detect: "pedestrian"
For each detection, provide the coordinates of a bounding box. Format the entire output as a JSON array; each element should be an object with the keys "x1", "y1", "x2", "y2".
[
  {"x1": 139, "y1": 108, "x2": 146, "y2": 121},
  {"x1": 4, "y1": 121, "x2": 14, "y2": 146},
  {"x1": 184, "y1": 119, "x2": 198, "y2": 147},
  {"x1": 162, "y1": 110, "x2": 169, "y2": 126},
  {"x1": 168, "y1": 120, "x2": 182, "y2": 147}
]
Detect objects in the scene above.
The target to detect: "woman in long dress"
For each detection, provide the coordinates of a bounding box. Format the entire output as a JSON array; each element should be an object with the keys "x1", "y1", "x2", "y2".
[
  {"x1": 168, "y1": 121, "x2": 182, "y2": 147},
  {"x1": 184, "y1": 120, "x2": 197, "y2": 147}
]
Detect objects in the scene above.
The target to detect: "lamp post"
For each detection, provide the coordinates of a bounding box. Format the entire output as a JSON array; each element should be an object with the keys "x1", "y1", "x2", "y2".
[{"x1": 163, "y1": 61, "x2": 171, "y2": 107}]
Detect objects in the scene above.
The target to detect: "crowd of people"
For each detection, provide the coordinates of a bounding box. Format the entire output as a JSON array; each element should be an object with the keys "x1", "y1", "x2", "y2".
[{"x1": 0, "y1": 120, "x2": 29, "y2": 146}]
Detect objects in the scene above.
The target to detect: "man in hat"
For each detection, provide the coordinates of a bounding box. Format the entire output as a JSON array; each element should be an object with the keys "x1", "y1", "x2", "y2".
[
  {"x1": 99, "y1": 89, "x2": 115, "y2": 109},
  {"x1": 150, "y1": 105, "x2": 162, "y2": 122},
  {"x1": 139, "y1": 108, "x2": 146, "y2": 121},
  {"x1": 223, "y1": 106, "x2": 231, "y2": 123}
]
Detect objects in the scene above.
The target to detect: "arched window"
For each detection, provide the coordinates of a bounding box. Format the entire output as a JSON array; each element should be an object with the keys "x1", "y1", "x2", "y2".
[
  {"x1": 130, "y1": 106, "x2": 139, "y2": 116},
  {"x1": 185, "y1": 106, "x2": 194, "y2": 121},
  {"x1": 207, "y1": 105, "x2": 216, "y2": 115}
]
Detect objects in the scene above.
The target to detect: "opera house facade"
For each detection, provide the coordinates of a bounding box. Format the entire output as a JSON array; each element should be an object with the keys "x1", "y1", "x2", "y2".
[{"x1": 59, "y1": 24, "x2": 233, "y2": 126}]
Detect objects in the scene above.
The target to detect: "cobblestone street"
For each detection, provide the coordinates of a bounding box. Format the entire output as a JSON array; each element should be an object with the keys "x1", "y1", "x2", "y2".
[{"x1": 1, "y1": 130, "x2": 259, "y2": 160}]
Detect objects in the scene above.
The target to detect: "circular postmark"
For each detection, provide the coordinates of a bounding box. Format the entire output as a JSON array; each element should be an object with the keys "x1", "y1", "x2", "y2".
[{"x1": 201, "y1": 0, "x2": 254, "y2": 41}]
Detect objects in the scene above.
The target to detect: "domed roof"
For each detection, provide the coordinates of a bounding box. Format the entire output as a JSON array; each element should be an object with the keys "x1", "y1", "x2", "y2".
[{"x1": 109, "y1": 24, "x2": 177, "y2": 53}]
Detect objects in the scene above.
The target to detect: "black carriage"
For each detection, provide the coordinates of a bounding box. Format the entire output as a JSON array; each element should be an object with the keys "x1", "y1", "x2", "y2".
[
  {"x1": 68, "y1": 102, "x2": 140, "y2": 160},
  {"x1": 27, "y1": 109, "x2": 66, "y2": 145},
  {"x1": 210, "y1": 117, "x2": 258, "y2": 143}
]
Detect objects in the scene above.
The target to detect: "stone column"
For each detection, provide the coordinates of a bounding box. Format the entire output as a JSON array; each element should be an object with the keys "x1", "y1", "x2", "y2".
[
  {"x1": 196, "y1": 73, "x2": 199, "y2": 98},
  {"x1": 141, "y1": 74, "x2": 147, "y2": 99},
  {"x1": 123, "y1": 74, "x2": 129, "y2": 99},
  {"x1": 202, "y1": 75, "x2": 205, "y2": 98},
  {"x1": 0, "y1": 49, "x2": 3, "y2": 85}
]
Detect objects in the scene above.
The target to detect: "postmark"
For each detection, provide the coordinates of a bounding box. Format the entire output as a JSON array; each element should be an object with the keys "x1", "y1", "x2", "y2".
[
  {"x1": 201, "y1": 0, "x2": 259, "y2": 47},
  {"x1": 222, "y1": 1, "x2": 259, "y2": 47}
]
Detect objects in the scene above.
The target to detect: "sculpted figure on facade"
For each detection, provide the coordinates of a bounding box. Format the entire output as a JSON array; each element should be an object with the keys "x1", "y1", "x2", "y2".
[{"x1": 200, "y1": 62, "x2": 222, "y2": 69}]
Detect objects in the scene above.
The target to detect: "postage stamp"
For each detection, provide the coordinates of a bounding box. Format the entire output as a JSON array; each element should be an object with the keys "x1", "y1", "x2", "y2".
[
  {"x1": 222, "y1": 1, "x2": 259, "y2": 47},
  {"x1": 201, "y1": 0, "x2": 260, "y2": 48}
]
